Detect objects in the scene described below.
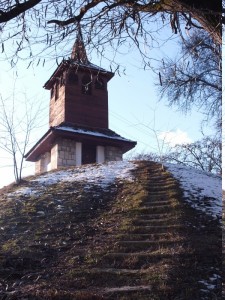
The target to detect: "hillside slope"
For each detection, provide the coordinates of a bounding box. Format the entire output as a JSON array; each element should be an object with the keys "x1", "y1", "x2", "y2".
[{"x1": 0, "y1": 161, "x2": 221, "y2": 299}]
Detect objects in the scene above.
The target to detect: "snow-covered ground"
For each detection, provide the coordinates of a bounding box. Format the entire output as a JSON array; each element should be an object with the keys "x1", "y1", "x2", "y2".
[
  {"x1": 10, "y1": 161, "x2": 222, "y2": 220},
  {"x1": 34, "y1": 160, "x2": 136, "y2": 186},
  {"x1": 11, "y1": 161, "x2": 136, "y2": 197},
  {"x1": 165, "y1": 163, "x2": 222, "y2": 220}
]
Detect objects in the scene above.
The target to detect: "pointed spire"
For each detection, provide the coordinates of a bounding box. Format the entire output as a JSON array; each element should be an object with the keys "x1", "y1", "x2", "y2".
[{"x1": 71, "y1": 24, "x2": 89, "y2": 64}]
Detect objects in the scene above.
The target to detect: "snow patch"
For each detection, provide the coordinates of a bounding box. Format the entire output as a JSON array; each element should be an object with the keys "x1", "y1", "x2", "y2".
[
  {"x1": 10, "y1": 161, "x2": 136, "y2": 197},
  {"x1": 10, "y1": 187, "x2": 41, "y2": 197},
  {"x1": 165, "y1": 163, "x2": 222, "y2": 220},
  {"x1": 34, "y1": 161, "x2": 136, "y2": 186}
]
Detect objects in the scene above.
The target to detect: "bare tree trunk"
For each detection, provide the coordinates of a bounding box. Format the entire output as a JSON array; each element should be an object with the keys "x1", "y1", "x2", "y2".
[{"x1": 178, "y1": 0, "x2": 221, "y2": 44}]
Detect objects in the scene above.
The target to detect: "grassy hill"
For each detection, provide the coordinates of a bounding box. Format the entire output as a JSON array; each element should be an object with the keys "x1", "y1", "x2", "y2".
[{"x1": 0, "y1": 161, "x2": 221, "y2": 299}]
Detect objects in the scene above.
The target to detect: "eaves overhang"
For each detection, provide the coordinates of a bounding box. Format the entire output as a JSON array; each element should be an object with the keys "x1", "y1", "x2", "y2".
[{"x1": 25, "y1": 126, "x2": 136, "y2": 162}]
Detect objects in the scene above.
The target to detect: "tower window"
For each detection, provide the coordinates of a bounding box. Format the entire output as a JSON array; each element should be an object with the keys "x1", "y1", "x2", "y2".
[
  {"x1": 95, "y1": 77, "x2": 104, "y2": 90},
  {"x1": 51, "y1": 87, "x2": 54, "y2": 98},
  {"x1": 55, "y1": 82, "x2": 59, "y2": 100},
  {"x1": 82, "y1": 75, "x2": 92, "y2": 95},
  {"x1": 60, "y1": 76, "x2": 64, "y2": 86},
  {"x1": 68, "y1": 71, "x2": 78, "y2": 84}
]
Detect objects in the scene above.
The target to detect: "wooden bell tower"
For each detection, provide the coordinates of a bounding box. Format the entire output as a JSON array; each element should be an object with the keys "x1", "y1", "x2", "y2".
[
  {"x1": 25, "y1": 29, "x2": 136, "y2": 173},
  {"x1": 45, "y1": 29, "x2": 113, "y2": 129}
]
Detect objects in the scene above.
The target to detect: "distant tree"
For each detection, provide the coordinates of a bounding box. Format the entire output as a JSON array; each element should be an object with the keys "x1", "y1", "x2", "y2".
[
  {"x1": 166, "y1": 136, "x2": 222, "y2": 175},
  {"x1": 132, "y1": 136, "x2": 221, "y2": 175},
  {"x1": 0, "y1": 0, "x2": 222, "y2": 66},
  {"x1": 129, "y1": 151, "x2": 166, "y2": 163},
  {"x1": 0, "y1": 93, "x2": 43, "y2": 184},
  {"x1": 157, "y1": 29, "x2": 222, "y2": 133}
]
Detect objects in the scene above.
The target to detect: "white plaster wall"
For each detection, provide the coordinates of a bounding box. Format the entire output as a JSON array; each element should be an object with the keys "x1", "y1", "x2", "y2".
[
  {"x1": 45, "y1": 152, "x2": 51, "y2": 171},
  {"x1": 51, "y1": 143, "x2": 59, "y2": 169},
  {"x1": 76, "y1": 142, "x2": 82, "y2": 166},
  {"x1": 35, "y1": 159, "x2": 42, "y2": 174},
  {"x1": 35, "y1": 152, "x2": 51, "y2": 174},
  {"x1": 96, "y1": 146, "x2": 105, "y2": 163}
]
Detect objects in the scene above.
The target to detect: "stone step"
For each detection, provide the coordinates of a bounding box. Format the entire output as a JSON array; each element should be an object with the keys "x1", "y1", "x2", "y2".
[
  {"x1": 102, "y1": 285, "x2": 152, "y2": 295},
  {"x1": 144, "y1": 197, "x2": 170, "y2": 202},
  {"x1": 127, "y1": 225, "x2": 182, "y2": 234},
  {"x1": 143, "y1": 195, "x2": 167, "y2": 201},
  {"x1": 97, "y1": 250, "x2": 194, "y2": 269},
  {"x1": 136, "y1": 168, "x2": 160, "y2": 174},
  {"x1": 138, "y1": 213, "x2": 175, "y2": 219},
  {"x1": 146, "y1": 176, "x2": 175, "y2": 181},
  {"x1": 66, "y1": 267, "x2": 153, "y2": 288},
  {"x1": 138, "y1": 205, "x2": 176, "y2": 213},
  {"x1": 145, "y1": 177, "x2": 175, "y2": 182},
  {"x1": 148, "y1": 189, "x2": 176, "y2": 195},
  {"x1": 142, "y1": 200, "x2": 175, "y2": 206},
  {"x1": 132, "y1": 218, "x2": 180, "y2": 226},
  {"x1": 123, "y1": 211, "x2": 174, "y2": 220},
  {"x1": 147, "y1": 184, "x2": 175, "y2": 190},
  {"x1": 101, "y1": 251, "x2": 184, "y2": 269},
  {"x1": 145, "y1": 191, "x2": 169, "y2": 196},
  {"x1": 116, "y1": 240, "x2": 184, "y2": 252},
  {"x1": 88, "y1": 268, "x2": 149, "y2": 274},
  {"x1": 132, "y1": 207, "x2": 177, "y2": 214},
  {"x1": 103, "y1": 251, "x2": 191, "y2": 260},
  {"x1": 116, "y1": 233, "x2": 180, "y2": 241}
]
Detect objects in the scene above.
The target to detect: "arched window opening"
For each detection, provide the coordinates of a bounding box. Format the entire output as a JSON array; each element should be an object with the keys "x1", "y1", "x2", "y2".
[
  {"x1": 68, "y1": 71, "x2": 79, "y2": 84},
  {"x1": 55, "y1": 82, "x2": 59, "y2": 100},
  {"x1": 95, "y1": 77, "x2": 104, "y2": 90},
  {"x1": 82, "y1": 75, "x2": 92, "y2": 95},
  {"x1": 60, "y1": 75, "x2": 64, "y2": 86},
  {"x1": 51, "y1": 87, "x2": 54, "y2": 99}
]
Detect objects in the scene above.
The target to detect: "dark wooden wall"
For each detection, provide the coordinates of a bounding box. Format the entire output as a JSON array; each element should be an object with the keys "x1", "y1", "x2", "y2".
[{"x1": 49, "y1": 69, "x2": 109, "y2": 129}]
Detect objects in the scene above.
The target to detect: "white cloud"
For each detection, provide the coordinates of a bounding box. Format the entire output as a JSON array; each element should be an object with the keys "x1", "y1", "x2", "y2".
[{"x1": 158, "y1": 129, "x2": 192, "y2": 147}]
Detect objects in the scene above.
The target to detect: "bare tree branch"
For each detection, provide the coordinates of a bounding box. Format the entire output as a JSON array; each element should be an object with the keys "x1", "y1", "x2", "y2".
[
  {"x1": 156, "y1": 29, "x2": 221, "y2": 133},
  {"x1": 0, "y1": 0, "x2": 42, "y2": 23},
  {"x1": 0, "y1": 0, "x2": 222, "y2": 67}
]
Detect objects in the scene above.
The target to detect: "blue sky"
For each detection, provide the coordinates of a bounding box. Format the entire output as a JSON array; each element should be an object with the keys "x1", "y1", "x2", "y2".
[{"x1": 0, "y1": 30, "x2": 216, "y2": 188}]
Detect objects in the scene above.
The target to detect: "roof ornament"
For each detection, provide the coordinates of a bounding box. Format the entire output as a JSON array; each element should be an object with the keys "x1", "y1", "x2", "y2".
[{"x1": 71, "y1": 23, "x2": 89, "y2": 64}]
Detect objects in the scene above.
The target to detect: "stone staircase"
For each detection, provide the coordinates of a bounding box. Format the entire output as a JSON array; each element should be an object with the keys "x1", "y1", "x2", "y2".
[
  {"x1": 67, "y1": 161, "x2": 220, "y2": 300},
  {"x1": 81, "y1": 161, "x2": 187, "y2": 299}
]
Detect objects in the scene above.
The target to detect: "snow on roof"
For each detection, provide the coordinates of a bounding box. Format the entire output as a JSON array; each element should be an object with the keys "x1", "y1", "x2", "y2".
[
  {"x1": 165, "y1": 163, "x2": 222, "y2": 220},
  {"x1": 55, "y1": 125, "x2": 134, "y2": 142}
]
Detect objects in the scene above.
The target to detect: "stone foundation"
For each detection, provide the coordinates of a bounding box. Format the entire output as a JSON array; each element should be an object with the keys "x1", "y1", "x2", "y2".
[
  {"x1": 105, "y1": 146, "x2": 123, "y2": 161},
  {"x1": 35, "y1": 139, "x2": 123, "y2": 174},
  {"x1": 55, "y1": 138, "x2": 77, "y2": 167}
]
